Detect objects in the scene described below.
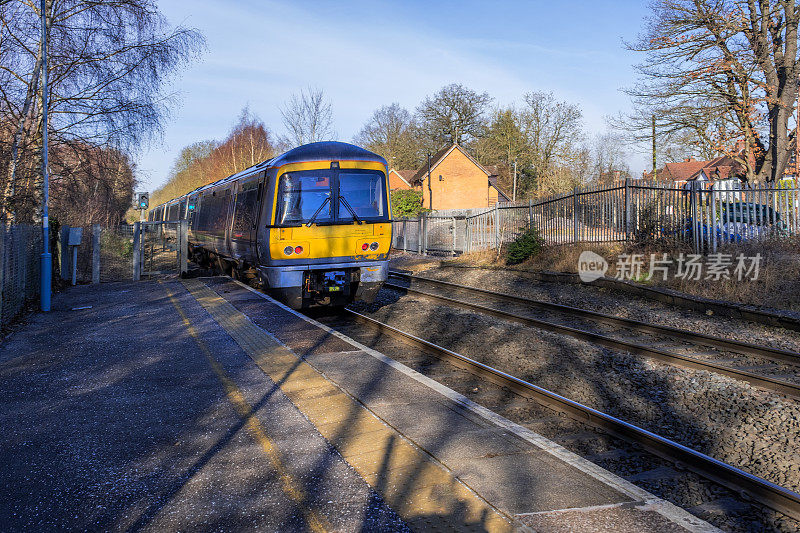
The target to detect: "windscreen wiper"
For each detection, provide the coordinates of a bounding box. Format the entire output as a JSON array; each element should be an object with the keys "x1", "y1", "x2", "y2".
[
  {"x1": 305, "y1": 197, "x2": 330, "y2": 227},
  {"x1": 338, "y1": 195, "x2": 361, "y2": 223}
]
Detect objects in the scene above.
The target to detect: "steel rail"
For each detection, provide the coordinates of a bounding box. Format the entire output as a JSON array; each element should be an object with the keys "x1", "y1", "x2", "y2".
[
  {"x1": 343, "y1": 309, "x2": 800, "y2": 521},
  {"x1": 388, "y1": 269, "x2": 800, "y2": 366},
  {"x1": 383, "y1": 279, "x2": 800, "y2": 398}
]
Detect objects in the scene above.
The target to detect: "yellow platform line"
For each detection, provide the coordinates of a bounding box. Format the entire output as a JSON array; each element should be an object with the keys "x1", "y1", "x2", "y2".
[
  {"x1": 162, "y1": 282, "x2": 329, "y2": 533},
  {"x1": 181, "y1": 278, "x2": 514, "y2": 532}
]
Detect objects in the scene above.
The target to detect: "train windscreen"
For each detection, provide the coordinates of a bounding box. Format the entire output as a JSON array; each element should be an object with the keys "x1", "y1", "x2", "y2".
[
  {"x1": 276, "y1": 171, "x2": 333, "y2": 225},
  {"x1": 337, "y1": 170, "x2": 386, "y2": 220},
  {"x1": 275, "y1": 169, "x2": 388, "y2": 226}
]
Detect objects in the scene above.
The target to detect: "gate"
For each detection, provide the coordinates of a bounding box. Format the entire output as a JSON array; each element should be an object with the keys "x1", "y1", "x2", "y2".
[{"x1": 132, "y1": 220, "x2": 188, "y2": 280}]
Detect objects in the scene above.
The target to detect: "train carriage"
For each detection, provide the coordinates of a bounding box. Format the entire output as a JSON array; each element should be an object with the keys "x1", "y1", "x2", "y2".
[{"x1": 150, "y1": 141, "x2": 392, "y2": 309}]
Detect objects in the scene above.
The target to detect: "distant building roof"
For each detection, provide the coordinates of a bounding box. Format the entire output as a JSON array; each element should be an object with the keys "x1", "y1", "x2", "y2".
[
  {"x1": 410, "y1": 144, "x2": 491, "y2": 184},
  {"x1": 646, "y1": 155, "x2": 744, "y2": 182},
  {"x1": 488, "y1": 176, "x2": 510, "y2": 201}
]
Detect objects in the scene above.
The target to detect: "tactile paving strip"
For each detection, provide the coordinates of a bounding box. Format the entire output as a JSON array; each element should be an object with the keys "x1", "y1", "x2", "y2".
[{"x1": 182, "y1": 279, "x2": 515, "y2": 532}]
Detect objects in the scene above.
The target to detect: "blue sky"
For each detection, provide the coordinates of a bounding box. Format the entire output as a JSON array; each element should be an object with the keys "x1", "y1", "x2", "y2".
[{"x1": 139, "y1": 0, "x2": 651, "y2": 191}]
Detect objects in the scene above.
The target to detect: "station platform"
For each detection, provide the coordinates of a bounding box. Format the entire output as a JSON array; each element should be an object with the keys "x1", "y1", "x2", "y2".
[{"x1": 0, "y1": 277, "x2": 720, "y2": 532}]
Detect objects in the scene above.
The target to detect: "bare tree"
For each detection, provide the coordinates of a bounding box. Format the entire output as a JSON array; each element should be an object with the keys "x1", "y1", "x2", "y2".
[
  {"x1": 416, "y1": 83, "x2": 491, "y2": 148},
  {"x1": 353, "y1": 103, "x2": 421, "y2": 168},
  {"x1": 0, "y1": 0, "x2": 204, "y2": 223},
  {"x1": 279, "y1": 87, "x2": 334, "y2": 148},
  {"x1": 587, "y1": 130, "x2": 631, "y2": 184},
  {"x1": 151, "y1": 108, "x2": 274, "y2": 207},
  {"x1": 625, "y1": 0, "x2": 800, "y2": 182},
  {"x1": 521, "y1": 92, "x2": 583, "y2": 194}
]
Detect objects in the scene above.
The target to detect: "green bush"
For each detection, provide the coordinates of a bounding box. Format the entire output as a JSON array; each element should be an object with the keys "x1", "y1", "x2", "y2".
[
  {"x1": 506, "y1": 226, "x2": 542, "y2": 265},
  {"x1": 391, "y1": 189, "x2": 424, "y2": 218}
]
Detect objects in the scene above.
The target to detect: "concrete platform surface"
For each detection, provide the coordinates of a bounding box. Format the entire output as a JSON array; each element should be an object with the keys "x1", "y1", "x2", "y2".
[{"x1": 0, "y1": 277, "x2": 721, "y2": 532}]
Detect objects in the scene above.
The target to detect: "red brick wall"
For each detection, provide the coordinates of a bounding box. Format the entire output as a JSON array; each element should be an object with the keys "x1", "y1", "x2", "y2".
[
  {"x1": 388, "y1": 170, "x2": 411, "y2": 190},
  {"x1": 420, "y1": 149, "x2": 489, "y2": 210}
]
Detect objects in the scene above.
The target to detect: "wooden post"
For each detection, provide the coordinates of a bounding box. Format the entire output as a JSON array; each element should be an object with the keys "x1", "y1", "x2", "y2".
[
  {"x1": 59, "y1": 225, "x2": 70, "y2": 280},
  {"x1": 71, "y1": 245, "x2": 78, "y2": 286},
  {"x1": 132, "y1": 222, "x2": 141, "y2": 281},
  {"x1": 92, "y1": 224, "x2": 100, "y2": 284}
]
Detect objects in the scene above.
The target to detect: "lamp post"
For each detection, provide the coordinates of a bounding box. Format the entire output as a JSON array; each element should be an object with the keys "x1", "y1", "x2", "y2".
[{"x1": 40, "y1": 0, "x2": 51, "y2": 312}]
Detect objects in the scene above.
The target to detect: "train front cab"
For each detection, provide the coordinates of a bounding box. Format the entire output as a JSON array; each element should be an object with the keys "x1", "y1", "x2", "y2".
[{"x1": 258, "y1": 159, "x2": 391, "y2": 309}]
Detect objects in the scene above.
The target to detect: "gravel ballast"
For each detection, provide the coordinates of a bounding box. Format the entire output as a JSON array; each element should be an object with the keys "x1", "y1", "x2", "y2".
[{"x1": 352, "y1": 285, "x2": 800, "y2": 496}]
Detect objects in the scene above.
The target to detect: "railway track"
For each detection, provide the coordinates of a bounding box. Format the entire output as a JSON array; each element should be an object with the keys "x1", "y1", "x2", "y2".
[
  {"x1": 326, "y1": 308, "x2": 800, "y2": 524},
  {"x1": 386, "y1": 270, "x2": 800, "y2": 399}
]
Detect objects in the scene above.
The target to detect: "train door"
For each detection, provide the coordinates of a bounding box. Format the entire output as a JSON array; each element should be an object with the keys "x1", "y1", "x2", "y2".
[{"x1": 253, "y1": 170, "x2": 271, "y2": 263}]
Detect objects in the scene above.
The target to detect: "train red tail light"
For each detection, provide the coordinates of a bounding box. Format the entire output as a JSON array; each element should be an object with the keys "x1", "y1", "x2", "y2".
[
  {"x1": 294, "y1": 246, "x2": 303, "y2": 254},
  {"x1": 361, "y1": 243, "x2": 369, "y2": 251},
  {"x1": 283, "y1": 246, "x2": 293, "y2": 255},
  {"x1": 369, "y1": 242, "x2": 379, "y2": 251}
]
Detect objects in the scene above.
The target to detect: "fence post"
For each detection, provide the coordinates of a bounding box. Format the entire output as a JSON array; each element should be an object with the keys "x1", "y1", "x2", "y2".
[
  {"x1": 572, "y1": 187, "x2": 579, "y2": 243},
  {"x1": 494, "y1": 204, "x2": 500, "y2": 249},
  {"x1": 92, "y1": 224, "x2": 101, "y2": 284},
  {"x1": 132, "y1": 222, "x2": 141, "y2": 281},
  {"x1": 59, "y1": 225, "x2": 71, "y2": 281},
  {"x1": 528, "y1": 198, "x2": 533, "y2": 229},
  {"x1": 0, "y1": 224, "x2": 5, "y2": 327},
  {"x1": 690, "y1": 182, "x2": 700, "y2": 254},
  {"x1": 450, "y1": 217, "x2": 456, "y2": 255},
  {"x1": 417, "y1": 217, "x2": 422, "y2": 254},
  {"x1": 623, "y1": 178, "x2": 630, "y2": 242},
  {"x1": 465, "y1": 218, "x2": 470, "y2": 253},
  {"x1": 422, "y1": 213, "x2": 428, "y2": 255}
]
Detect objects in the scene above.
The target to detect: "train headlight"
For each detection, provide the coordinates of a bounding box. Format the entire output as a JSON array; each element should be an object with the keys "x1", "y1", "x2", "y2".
[
  {"x1": 283, "y1": 246, "x2": 293, "y2": 255},
  {"x1": 369, "y1": 242, "x2": 379, "y2": 251},
  {"x1": 361, "y1": 243, "x2": 369, "y2": 251},
  {"x1": 294, "y1": 245, "x2": 303, "y2": 254}
]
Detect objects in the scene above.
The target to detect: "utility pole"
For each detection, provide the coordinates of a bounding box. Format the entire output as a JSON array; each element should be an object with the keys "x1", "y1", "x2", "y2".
[
  {"x1": 651, "y1": 115, "x2": 657, "y2": 180},
  {"x1": 512, "y1": 160, "x2": 517, "y2": 202},
  {"x1": 40, "y1": 0, "x2": 51, "y2": 312},
  {"x1": 427, "y1": 152, "x2": 432, "y2": 210}
]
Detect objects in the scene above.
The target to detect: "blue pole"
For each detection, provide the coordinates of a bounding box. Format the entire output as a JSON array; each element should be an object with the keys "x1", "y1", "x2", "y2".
[{"x1": 40, "y1": 0, "x2": 51, "y2": 312}]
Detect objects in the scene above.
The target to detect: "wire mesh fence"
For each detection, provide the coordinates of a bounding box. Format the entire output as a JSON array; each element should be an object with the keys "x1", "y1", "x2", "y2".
[
  {"x1": 1, "y1": 225, "x2": 43, "y2": 327},
  {"x1": 100, "y1": 225, "x2": 135, "y2": 282},
  {"x1": 392, "y1": 179, "x2": 800, "y2": 255}
]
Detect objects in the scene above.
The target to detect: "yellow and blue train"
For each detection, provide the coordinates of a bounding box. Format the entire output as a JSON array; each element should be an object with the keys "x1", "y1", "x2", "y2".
[{"x1": 149, "y1": 141, "x2": 392, "y2": 309}]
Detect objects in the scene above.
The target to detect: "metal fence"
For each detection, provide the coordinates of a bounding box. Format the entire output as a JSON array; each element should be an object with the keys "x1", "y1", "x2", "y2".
[
  {"x1": 0, "y1": 224, "x2": 43, "y2": 327},
  {"x1": 133, "y1": 221, "x2": 187, "y2": 280},
  {"x1": 392, "y1": 179, "x2": 800, "y2": 255}
]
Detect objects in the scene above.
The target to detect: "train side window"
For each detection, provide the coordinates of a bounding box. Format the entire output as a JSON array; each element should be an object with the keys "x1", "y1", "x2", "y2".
[{"x1": 232, "y1": 183, "x2": 258, "y2": 238}]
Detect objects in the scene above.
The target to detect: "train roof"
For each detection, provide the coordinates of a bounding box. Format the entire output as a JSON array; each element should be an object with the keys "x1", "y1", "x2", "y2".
[
  {"x1": 269, "y1": 141, "x2": 387, "y2": 168},
  {"x1": 154, "y1": 141, "x2": 387, "y2": 206}
]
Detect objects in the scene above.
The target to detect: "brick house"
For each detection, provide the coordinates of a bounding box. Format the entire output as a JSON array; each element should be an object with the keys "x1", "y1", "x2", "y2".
[
  {"x1": 387, "y1": 168, "x2": 414, "y2": 190},
  {"x1": 408, "y1": 144, "x2": 510, "y2": 210},
  {"x1": 644, "y1": 155, "x2": 746, "y2": 186}
]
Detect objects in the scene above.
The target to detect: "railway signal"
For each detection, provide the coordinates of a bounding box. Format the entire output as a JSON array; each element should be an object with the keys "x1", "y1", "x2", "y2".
[{"x1": 136, "y1": 192, "x2": 149, "y2": 210}]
